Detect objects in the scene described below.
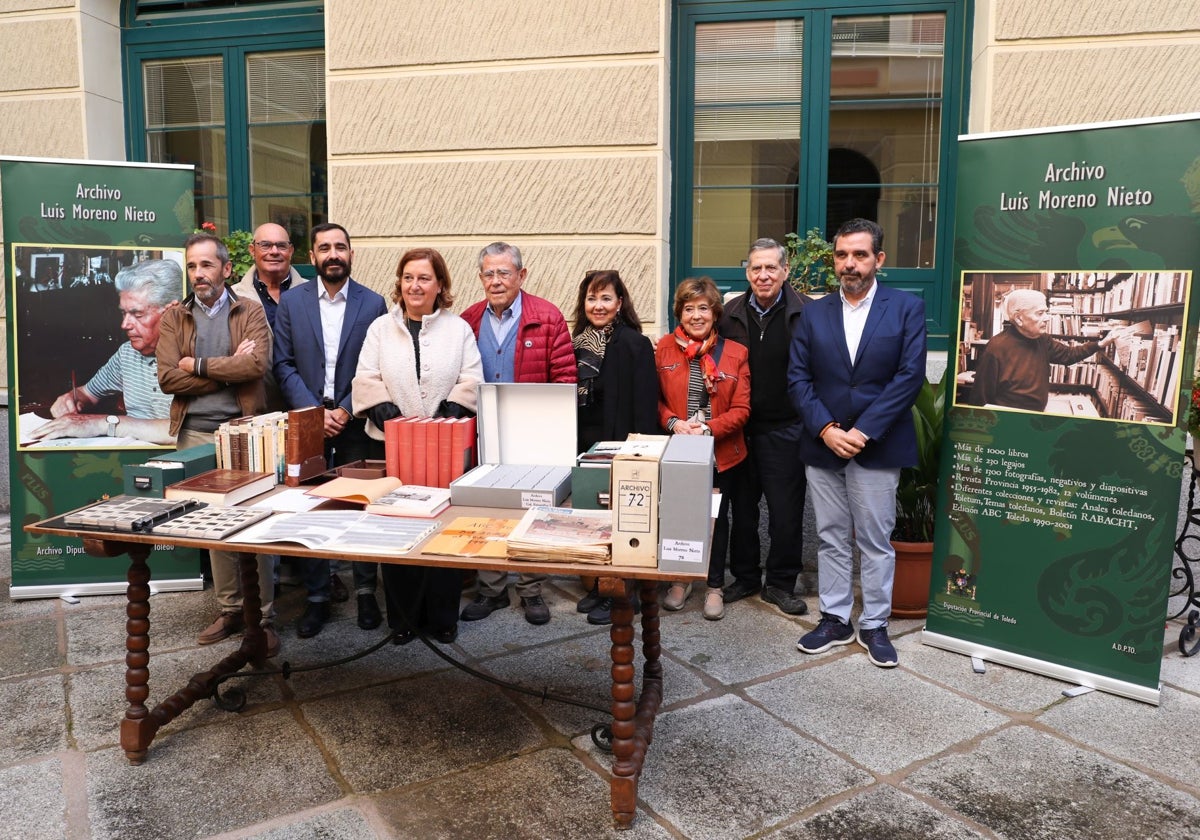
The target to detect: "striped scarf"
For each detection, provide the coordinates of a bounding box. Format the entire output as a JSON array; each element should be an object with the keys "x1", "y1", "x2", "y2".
[{"x1": 673, "y1": 325, "x2": 719, "y2": 395}]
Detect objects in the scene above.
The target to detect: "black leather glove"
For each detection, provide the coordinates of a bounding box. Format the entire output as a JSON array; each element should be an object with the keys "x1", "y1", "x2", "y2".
[
  {"x1": 367, "y1": 402, "x2": 402, "y2": 429},
  {"x1": 434, "y1": 400, "x2": 475, "y2": 419}
]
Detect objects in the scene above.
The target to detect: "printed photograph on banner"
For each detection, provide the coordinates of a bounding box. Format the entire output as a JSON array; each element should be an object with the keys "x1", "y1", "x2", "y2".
[
  {"x1": 952, "y1": 270, "x2": 1189, "y2": 425},
  {"x1": 11, "y1": 243, "x2": 186, "y2": 450}
]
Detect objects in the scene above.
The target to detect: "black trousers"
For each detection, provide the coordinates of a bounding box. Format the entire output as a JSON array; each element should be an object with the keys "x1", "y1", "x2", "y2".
[
  {"x1": 382, "y1": 564, "x2": 461, "y2": 634},
  {"x1": 728, "y1": 422, "x2": 807, "y2": 590}
]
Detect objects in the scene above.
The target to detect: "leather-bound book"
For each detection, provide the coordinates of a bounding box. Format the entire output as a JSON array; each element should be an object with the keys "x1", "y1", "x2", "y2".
[
  {"x1": 164, "y1": 469, "x2": 276, "y2": 506},
  {"x1": 285, "y1": 406, "x2": 327, "y2": 487}
]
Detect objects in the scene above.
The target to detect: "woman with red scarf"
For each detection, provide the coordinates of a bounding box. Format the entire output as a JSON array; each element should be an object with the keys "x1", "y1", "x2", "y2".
[{"x1": 655, "y1": 277, "x2": 750, "y2": 620}]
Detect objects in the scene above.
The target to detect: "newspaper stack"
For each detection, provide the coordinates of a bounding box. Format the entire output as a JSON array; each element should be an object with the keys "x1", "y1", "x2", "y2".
[{"x1": 506, "y1": 506, "x2": 613, "y2": 565}]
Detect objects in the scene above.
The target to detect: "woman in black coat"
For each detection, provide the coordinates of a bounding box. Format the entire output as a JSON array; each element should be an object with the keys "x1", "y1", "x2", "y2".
[{"x1": 570, "y1": 270, "x2": 659, "y2": 623}]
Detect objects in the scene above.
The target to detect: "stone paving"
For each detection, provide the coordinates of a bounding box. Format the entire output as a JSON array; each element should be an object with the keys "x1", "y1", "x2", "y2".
[{"x1": 2, "y1": 515, "x2": 1200, "y2": 839}]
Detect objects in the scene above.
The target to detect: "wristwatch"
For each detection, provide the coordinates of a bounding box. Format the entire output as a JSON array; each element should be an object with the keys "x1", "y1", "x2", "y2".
[
  {"x1": 106, "y1": 415, "x2": 119, "y2": 437},
  {"x1": 699, "y1": 422, "x2": 711, "y2": 436}
]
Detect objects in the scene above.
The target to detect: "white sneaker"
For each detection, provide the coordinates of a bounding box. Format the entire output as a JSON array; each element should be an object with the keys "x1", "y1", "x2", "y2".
[
  {"x1": 663, "y1": 582, "x2": 692, "y2": 611},
  {"x1": 703, "y1": 587, "x2": 725, "y2": 620}
]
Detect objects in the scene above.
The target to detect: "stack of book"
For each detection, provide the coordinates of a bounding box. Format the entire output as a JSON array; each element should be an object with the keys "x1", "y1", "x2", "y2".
[
  {"x1": 506, "y1": 506, "x2": 613, "y2": 565},
  {"x1": 383, "y1": 416, "x2": 476, "y2": 488},
  {"x1": 214, "y1": 411, "x2": 287, "y2": 479},
  {"x1": 210, "y1": 406, "x2": 327, "y2": 487}
]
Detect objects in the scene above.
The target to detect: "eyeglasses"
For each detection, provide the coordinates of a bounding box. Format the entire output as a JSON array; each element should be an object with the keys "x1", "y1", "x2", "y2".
[
  {"x1": 480, "y1": 269, "x2": 514, "y2": 280},
  {"x1": 253, "y1": 241, "x2": 292, "y2": 251}
]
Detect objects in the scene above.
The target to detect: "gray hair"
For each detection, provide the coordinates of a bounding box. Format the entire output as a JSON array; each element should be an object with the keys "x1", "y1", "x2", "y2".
[
  {"x1": 184, "y1": 232, "x2": 230, "y2": 266},
  {"x1": 1004, "y1": 288, "x2": 1046, "y2": 320},
  {"x1": 748, "y1": 237, "x2": 787, "y2": 266},
  {"x1": 114, "y1": 259, "x2": 183, "y2": 308},
  {"x1": 477, "y1": 241, "x2": 523, "y2": 271}
]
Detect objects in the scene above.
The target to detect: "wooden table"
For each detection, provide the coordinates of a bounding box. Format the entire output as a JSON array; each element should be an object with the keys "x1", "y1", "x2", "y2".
[{"x1": 27, "y1": 505, "x2": 704, "y2": 830}]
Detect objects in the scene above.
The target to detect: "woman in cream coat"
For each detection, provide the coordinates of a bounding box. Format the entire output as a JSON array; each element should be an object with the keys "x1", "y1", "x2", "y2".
[{"x1": 353, "y1": 247, "x2": 483, "y2": 644}]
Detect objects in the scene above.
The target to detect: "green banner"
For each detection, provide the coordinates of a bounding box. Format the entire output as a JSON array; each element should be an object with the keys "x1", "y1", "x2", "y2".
[
  {"x1": 927, "y1": 115, "x2": 1200, "y2": 704},
  {"x1": 2, "y1": 157, "x2": 200, "y2": 596}
]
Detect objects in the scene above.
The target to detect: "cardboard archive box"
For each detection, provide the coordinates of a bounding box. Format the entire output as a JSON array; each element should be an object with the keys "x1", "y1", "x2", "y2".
[
  {"x1": 123, "y1": 444, "x2": 218, "y2": 498},
  {"x1": 656, "y1": 435, "x2": 715, "y2": 574},
  {"x1": 610, "y1": 435, "x2": 670, "y2": 567},
  {"x1": 449, "y1": 383, "x2": 576, "y2": 509}
]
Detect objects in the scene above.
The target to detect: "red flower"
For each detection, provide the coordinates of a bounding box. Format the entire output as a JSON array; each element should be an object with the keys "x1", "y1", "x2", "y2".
[{"x1": 200, "y1": 221, "x2": 217, "y2": 233}]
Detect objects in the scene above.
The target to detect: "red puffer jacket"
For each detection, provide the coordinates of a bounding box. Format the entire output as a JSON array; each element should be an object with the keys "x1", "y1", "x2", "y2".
[{"x1": 462, "y1": 292, "x2": 576, "y2": 383}]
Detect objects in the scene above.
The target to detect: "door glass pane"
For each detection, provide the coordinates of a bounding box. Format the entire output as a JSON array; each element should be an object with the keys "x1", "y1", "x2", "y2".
[
  {"x1": 143, "y1": 56, "x2": 226, "y2": 229},
  {"x1": 828, "y1": 13, "x2": 944, "y2": 267},
  {"x1": 694, "y1": 187, "x2": 797, "y2": 268},
  {"x1": 247, "y1": 50, "x2": 326, "y2": 261},
  {"x1": 693, "y1": 19, "x2": 802, "y2": 266}
]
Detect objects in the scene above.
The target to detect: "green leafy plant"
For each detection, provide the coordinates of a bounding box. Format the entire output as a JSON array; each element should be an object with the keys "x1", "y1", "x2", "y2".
[
  {"x1": 784, "y1": 227, "x2": 838, "y2": 295},
  {"x1": 893, "y1": 370, "x2": 947, "y2": 543},
  {"x1": 1189, "y1": 375, "x2": 1200, "y2": 439}
]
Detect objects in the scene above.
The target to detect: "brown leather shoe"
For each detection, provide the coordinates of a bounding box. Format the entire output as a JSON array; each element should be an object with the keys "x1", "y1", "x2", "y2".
[
  {"x1": 262, "y1": 624, "x2": 281, "y2": 658},
  {"x1": 198, "y1": 612, "x2": 244, "y2": 645}
]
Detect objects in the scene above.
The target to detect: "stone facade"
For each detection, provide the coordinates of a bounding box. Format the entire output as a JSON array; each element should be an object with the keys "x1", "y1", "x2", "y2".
[
  {"x1": 324, "y1": 0, "x2": 668, "y2": 329},
  {"x1": 969, "y1": 0, "x2": 1200, "y2": 132},
  {"x1": 0, "y1": 0, "x2": 1199, "y2": 387}
]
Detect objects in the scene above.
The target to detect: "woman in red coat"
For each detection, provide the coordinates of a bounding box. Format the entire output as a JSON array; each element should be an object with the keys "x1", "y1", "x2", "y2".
[{"x1": 655, "y1": 277, "x2": 750, "y2": 620}]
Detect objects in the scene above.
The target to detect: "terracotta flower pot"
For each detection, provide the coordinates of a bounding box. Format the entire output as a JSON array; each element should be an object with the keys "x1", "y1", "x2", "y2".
[{"x1": 891, "y1": 540, "x2": 934, "y2": 618}]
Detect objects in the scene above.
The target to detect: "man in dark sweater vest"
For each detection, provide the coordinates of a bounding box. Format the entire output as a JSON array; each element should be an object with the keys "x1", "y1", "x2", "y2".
[{"x1": 718, "y1": 238, "x2": 811, "y2": 615}]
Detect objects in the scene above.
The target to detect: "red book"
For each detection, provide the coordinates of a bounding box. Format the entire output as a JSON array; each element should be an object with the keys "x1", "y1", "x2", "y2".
[
  {"x1": 437, "y1": 418, "x2": 453, "y2": 488},
  {"x1": 383, "y1": 416, "x2": 405, "y2": 479},
  {"x1": 396, "y1": 417, "x2": 415, "y2": 484},
  {"x1": 449, "y1": 417, "x2": 477, "y2": 482},
  {"x1": 425, "y1": 419, "x2": 445, "y2": 488},
  {"x1": 411, "y1": 420, "x2": 429, "y2": 486}
]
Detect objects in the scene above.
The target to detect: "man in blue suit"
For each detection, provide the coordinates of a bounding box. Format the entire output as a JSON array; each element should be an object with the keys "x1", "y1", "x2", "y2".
[
  {"x1": 787, "y1": 218, "x2": 926, "y2": 667},
  {"x1": 273, "y1": 222, "x2": 389, "y2": 638}
]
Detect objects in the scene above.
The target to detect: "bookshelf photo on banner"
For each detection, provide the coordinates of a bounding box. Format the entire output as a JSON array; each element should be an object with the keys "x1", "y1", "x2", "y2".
[{"x1": 954, "y1": 270, "x2": 1188, "y2": 423}]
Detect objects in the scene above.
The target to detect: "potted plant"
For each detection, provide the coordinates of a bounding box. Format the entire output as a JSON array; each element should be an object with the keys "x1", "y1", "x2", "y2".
[
  {"x1": 784, "y1": 227, "x2": 839, "y2": 296},
  {"x1": 1189, "y1": 375, "x2": 1200, "y2": 472},
  {"x1": 890, "y1": 369, "x2": 947, "y2": 618}
]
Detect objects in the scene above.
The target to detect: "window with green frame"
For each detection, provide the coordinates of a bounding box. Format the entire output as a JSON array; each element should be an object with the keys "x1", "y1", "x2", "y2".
[
  {"x1": 673, "y1": 0, "x2": 970, "y2": 344},
  {"x1": 121, "y1": 1, "x2": 326, "y2": 264}
]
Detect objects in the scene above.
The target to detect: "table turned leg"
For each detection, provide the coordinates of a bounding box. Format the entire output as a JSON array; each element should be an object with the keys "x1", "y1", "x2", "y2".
[
  {"x1": 104, "y1": 541, "x2": 255, "y2": 764},
  {"x1": 636, "y1": 579, "x2": 664, "y2": 751},
  {"x1": 119, "y1": 544, "x2": 155, "y2": 764},
  {"x1": 608, "y1": 580, "x2": 639, "y2": 829},
  {"x1": 236, "y1": 551, "x2": 267, "y2": 665}
]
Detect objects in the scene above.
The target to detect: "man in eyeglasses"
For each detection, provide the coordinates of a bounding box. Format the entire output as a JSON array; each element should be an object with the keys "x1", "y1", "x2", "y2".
[
  {"x1": 231, "y1": 223, "x2": 306, "y2": 335},
  {"x1": 459, "y1": 241, "x2": 576, "y2": 626},
  {"x1": 31, "y1": 258, "x2": 182, "y2": 445},
  {"x1": 717, "y1": 237, "x2": 812, "y2": 616}
]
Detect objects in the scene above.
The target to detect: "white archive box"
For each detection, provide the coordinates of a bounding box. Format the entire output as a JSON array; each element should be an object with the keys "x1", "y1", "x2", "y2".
[
  {"x1": 449, "y1": 383, "x2": 576, "y2": 509},
  {"x1": 656, "y1": 435, "x2": 715, "y2": 573}
]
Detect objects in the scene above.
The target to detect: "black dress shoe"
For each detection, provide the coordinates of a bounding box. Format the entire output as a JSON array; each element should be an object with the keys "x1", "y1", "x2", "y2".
[
  {"x1": 576, "y1": 584, "x2": 603, "y2": 613},
  {"x1": 431, "y1": 626, "x2": 458, "y2": 644},
  {"x1": 297, "y1": 601, "x2": 331, "y2": 638},
  {"x1": 391, "y1": 628, "x2": 416, "y2": 645},
  {"x1": 721, "y1": 580, "x2": 762, "y2": 604},
  {"x1": 357, "y1": 593, "x2": 382, "y2": 630}
]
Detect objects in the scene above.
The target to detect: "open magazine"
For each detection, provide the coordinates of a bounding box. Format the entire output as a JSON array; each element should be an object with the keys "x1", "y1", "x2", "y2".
[{"x1": 231, "y1": 510, "x2": 439, "y2": 555}]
